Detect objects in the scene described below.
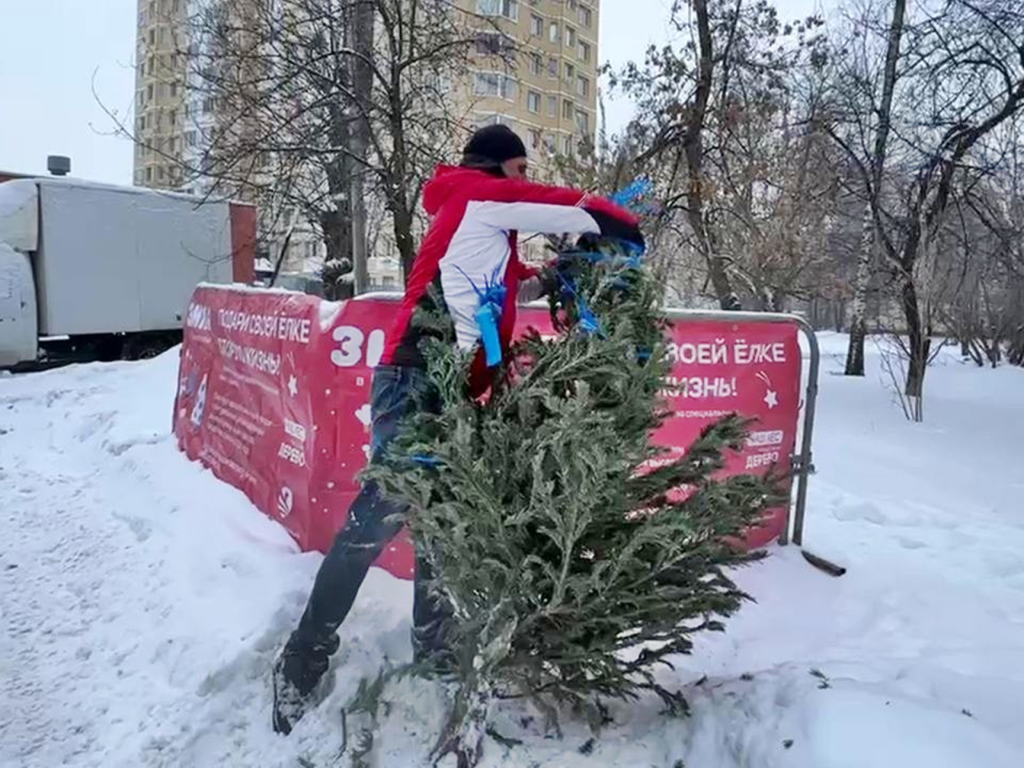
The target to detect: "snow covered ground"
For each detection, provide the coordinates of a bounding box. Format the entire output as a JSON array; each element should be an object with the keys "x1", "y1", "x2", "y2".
[{"x1": 2, "y1": 334, "x2": 1023, "y2": 767}]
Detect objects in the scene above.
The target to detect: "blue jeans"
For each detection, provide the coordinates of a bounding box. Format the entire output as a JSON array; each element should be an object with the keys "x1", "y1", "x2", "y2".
[{"x1": 282, "y1": 365, "x2": 448, "y2": 690}]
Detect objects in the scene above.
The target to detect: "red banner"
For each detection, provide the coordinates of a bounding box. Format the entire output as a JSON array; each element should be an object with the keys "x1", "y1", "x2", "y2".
[{"x1": 174, "y1": 288, "x2": 801, "y2": 580}]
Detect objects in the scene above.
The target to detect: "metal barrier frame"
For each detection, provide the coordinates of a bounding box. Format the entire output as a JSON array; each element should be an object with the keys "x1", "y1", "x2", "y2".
[
  {"x1": 353, "y1": 293, "x2": 821, "y2": 547},
  {"x1": 663, "y1": 309, "x2": 820, "y2": 547}
]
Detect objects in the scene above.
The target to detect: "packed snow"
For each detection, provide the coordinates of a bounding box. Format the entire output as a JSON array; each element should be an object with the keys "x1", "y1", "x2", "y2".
[{"x1": 2, "y1": 334, "x2": 1022, "y2": 767}]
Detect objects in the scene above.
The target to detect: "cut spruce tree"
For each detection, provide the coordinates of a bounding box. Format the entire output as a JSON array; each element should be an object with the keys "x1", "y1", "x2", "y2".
[{"x1": 364, "y1": 233, "x2": 783, "y2": 767}]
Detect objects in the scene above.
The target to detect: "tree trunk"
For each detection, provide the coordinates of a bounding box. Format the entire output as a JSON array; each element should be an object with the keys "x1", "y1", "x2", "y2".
[
  {"x1": 807, "y1": 297, "x2": 822, "y2": 329},
  {"x1": 843, "y1": 0, "x2": 906, "y2": 376},
  {"x1": 834, "y1": 299, "x2": 847, "y2": 333},
  {"x1": 1009, "y1": 325, "x2": 1024, "y2": 366},
  {"x1": 899, "y1": 273, "x2": 929, "y2": 420},
  {"x1": 704, "y1": 241, "x2": 738, "y2": 310},
  {"x1": 392, "y1": 202, "x2": 416, "y2": 281},
  {"x1": 348, "y1": 0, "x2": 375, "y2": 295},
  {"x1": 688, "y1": 0, "x2": 739, "y2": 311},
  {"x1": 845, "y1": 201, "x2": 875, "y2": 375},
  {"x1": 433, "y1": 681, "x2": 494, "y2": 768},
  {"x1": 321, "y1": 205, "x2": 354, "y2": 300}
]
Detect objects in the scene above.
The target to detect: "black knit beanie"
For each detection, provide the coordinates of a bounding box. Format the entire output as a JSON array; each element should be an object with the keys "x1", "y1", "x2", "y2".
[{"x1": 461, "y1": 124, "x2": 527, "y2": 168}]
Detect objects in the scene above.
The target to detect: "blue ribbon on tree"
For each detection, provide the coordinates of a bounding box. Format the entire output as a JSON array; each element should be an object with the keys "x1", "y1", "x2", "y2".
[
  {"x1": 609, "y1": 177, "x2": 654, "y2": 211},
  {"x1": 411, "y1": 454, "x2": 444, "y2": 467},
  {"x1": 555, "y1": 270, "x2": 603, "y2": 337},
  {"x1": 455, "y1": 265, "x2": 507, "y2": 367}
]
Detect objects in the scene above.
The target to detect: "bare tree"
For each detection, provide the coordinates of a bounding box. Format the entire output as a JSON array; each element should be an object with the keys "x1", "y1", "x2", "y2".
[
  {"x1": 613, "y1": 0, "x2": 827, "y2": 310},
  {"x1": 935, "y1": 119, "x2": 1024, "y2": 368},
  {"x1": 170, "y1": 0, "x2": 498, "y2": 297},
  {"x1": 826, "y1": 0, "x2": 907, "y2": 376},
  {"x1": 825, "y1": 0, "x2": 1024, "y2": 416}
]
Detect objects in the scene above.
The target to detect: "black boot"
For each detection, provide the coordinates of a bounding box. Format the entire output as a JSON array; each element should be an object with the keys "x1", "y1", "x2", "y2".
[{"x1": 271, "y1": 632, "x2": 340, "y2": 735}]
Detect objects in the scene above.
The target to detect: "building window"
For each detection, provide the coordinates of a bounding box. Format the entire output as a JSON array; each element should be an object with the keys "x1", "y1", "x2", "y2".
[
  {"x1": 527, "y1": 90, "x2": 541, "y2": 113},
  {"x1": 543, "y1": 134, "x2": 556, "y2": 154},
  {"x1": 566, "y1": 27, "x2": 576, "y2": 48},
  {"x1": 565, "y1": 62, "x2": 575, "y2": 82},
  {"x1": 579, "y1": 4, "x2": 592, "y2": 27},
  {"x1": 576, "y1": 108, "x2": 589, "y2": 132},
  {"x1": 147, "y1": 84, "x2": 154, "y2": 101},
  {"x1": 170, "y1": 82, "x2": 177, "y2": 97},
  {"x1": 547, "y1": 57, "x2": 558, "y2": 78},
  {"x1": 169, "y1": 109, "x2": 176, "y2": 126},
  {"x1": 473, "y1": 72, "x2": 518, "y2": 100},
  {"x1": 138, "y1": 115, "x2": 146, "y2": 131},
  {"x1": 149, "y1": 28, "x2": 155, "y2": 45},
  {"x1": 579, "y1": 40, "x2": 591, "y2": 63},
  {"x1": 546, "y1": 94, "x2": 557, "y2": 117},
  {"x1": 476, "y1": 114, "x2": 516, "y2": 133},
  {"x1": 158, "y1": 165, "x2": 165, "y2": 181},
  {"x1": 476, "y1": 33, "x2": 512, "y2": 56},
  {"x1": 146, "y1": 167, "x2": 153, "y2": 182},
  {"x1": 563, "y1": 135, "x2": 573, "y2": 154},
  {"x1": 563, "y1": 99, "x2": 574, "y2": 119},
  {"x1": 549, "y1": 23, "x2": 558, "y2": 43},
  {"x1": 478, "y1": 0, "x2": 518, "y2": 22},
  {"x1": 530, "y1": 14, "x2": 542, "y2": 37},
  {"x1": 576, "y1": 74, "x2": 589, "y2": 97},
  {"x1": 528, "y1": 128, "x2": 541, "y2": 149},
  {"x1": 529, "y1": 53, "x2": 542, "y2": 76}
]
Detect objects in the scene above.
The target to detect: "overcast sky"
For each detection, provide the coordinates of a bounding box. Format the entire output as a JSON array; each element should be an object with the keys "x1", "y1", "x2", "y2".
[{"x1": 0, "y1": 0, "x2": 835, "y2": 185}]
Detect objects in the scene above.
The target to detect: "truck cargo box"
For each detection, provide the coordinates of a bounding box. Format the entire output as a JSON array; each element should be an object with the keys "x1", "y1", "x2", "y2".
[
  {"x1": 34, "y1": 180, "x2": 238, "y2": 336},
  {"x1": 0, "y1": 176, "x2": 256, "y2": 367}
]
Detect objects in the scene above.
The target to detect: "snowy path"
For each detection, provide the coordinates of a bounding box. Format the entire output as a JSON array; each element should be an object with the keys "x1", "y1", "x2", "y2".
[{"x1": 1, "y1": 338, "x2": 1023, "y2": 767}]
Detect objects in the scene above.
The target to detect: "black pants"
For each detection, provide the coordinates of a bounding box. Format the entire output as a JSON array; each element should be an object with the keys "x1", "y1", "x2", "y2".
[{"x1": 281, "y1": 365, "x2": 447, "y2": 689}]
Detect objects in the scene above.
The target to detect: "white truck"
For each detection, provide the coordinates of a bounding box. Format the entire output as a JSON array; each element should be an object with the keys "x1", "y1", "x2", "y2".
[{"x1": 0, "y1": 176, "x2": 255, "y2": 369}]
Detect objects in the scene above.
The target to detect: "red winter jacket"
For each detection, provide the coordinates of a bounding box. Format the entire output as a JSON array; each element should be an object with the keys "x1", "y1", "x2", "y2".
[{"x1": 380, "y1": 166, "x2": 643, "y2": 395}]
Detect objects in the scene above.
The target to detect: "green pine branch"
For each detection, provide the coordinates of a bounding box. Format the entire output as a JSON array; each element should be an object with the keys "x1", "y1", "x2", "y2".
[{"x1": 362, "y1": 234, "x2": 781, "y2": 766}]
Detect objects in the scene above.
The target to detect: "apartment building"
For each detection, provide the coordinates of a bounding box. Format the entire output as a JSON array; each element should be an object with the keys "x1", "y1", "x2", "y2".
[
  {"x1": 133, "y1": 0, "x2": 602, "y2": 280},
  {"x1": 466, "y1": 0, "x2": 600, "y2": 177},
  {"x1": 134, "y1": 0, "x2": 189, "y2": 189}
]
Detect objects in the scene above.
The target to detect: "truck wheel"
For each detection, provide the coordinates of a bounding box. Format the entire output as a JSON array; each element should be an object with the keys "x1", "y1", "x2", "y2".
[
  {"x1": 95, "y1": 336, "x2": 125, "y2": 363},
  {"x1": 124, "y1": 334, "x2": 177, "y2": 361}
]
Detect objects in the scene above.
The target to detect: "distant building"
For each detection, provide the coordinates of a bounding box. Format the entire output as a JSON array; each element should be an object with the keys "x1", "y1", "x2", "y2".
[
  {"x1": 465, "y1": 0, "x2": 599, "y2": 178},
  {"x1": 133, "y1": 0, "x2": 188, "y2": 191},
  {"x1": 132, "y1": 0, "x2": 601, "y2": 282}
]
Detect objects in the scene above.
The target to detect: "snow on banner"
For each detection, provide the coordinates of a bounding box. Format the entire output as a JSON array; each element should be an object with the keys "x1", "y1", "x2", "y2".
[{"x1": 174, "y1": 286, "x2": 801, "y2": 579}]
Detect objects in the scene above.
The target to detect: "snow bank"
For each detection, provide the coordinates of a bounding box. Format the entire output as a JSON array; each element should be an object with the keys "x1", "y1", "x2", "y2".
[{"x1": 2, "y1": 337, "x2": 1023, "y2": 767}]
